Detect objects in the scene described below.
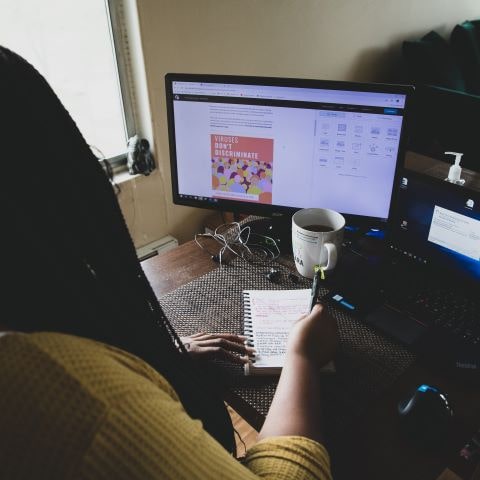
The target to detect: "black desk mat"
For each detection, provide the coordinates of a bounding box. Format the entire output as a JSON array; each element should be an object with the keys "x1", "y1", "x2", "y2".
[{"x1": 158, "y1": 255, "x2": 415, "y2": 440}]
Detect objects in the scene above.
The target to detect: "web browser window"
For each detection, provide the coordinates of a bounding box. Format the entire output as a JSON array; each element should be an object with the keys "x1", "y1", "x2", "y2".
[{"x1": 171, "y1": 80, "x2": 407, "y2": 220}]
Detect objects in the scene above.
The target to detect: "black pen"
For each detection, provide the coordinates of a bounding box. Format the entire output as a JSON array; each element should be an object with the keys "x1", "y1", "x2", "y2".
[{"x1": 308, "y1": 266, "x2": 322, "y2": 312}]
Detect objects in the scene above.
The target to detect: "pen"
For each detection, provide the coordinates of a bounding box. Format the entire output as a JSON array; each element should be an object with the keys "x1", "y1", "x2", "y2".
[{"x1": 308, "y1": 266, "x2": 322, "y2": 312}]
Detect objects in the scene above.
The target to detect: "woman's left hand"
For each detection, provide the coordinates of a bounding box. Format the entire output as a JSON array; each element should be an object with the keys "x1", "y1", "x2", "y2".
[{"x1": 180, "y1": 332, "x2": 255, "y2": 364}]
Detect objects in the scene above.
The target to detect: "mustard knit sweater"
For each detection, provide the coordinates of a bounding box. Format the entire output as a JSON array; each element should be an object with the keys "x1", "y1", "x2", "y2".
[{"x1": 0, "y1": 333, "x2": 331, "y2": 480}]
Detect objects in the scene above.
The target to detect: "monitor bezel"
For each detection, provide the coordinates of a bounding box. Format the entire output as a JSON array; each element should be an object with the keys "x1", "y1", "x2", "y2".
[{"x1": 165, "y1": 72, "x2": 414, "y2": 226}]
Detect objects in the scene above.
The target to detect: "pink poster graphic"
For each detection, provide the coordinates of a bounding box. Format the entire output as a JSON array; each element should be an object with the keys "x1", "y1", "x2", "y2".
[{"x1": 211, "y1": 135, "x2": 274, "y2": 204}]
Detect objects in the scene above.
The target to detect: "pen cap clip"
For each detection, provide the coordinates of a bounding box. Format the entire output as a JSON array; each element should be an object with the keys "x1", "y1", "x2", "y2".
[{"x1": 314, "y1": 265, "x2": 325, "y2": 280}]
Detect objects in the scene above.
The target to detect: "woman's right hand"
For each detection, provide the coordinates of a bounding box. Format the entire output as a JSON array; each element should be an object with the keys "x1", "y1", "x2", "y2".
[
  {"x1": 286, "y1": 303, "x2": 339, "y2": 368},
  {"x1": 258, "y1": 303, "x2": 338, "y2": 443}
]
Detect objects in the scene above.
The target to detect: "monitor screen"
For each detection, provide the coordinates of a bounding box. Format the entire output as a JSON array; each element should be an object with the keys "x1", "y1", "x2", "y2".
[
  {"x1": 165, "y1": 74, "x2": 413, "y2": 224},
  {"x1": 389, "y1": 170, "x2": 480, "y2": 283}
]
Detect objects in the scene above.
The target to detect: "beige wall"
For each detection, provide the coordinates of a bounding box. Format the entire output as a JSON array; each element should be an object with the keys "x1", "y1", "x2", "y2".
[{"x1": 120, "y1": 0, "x2": 480, "y2": 246}]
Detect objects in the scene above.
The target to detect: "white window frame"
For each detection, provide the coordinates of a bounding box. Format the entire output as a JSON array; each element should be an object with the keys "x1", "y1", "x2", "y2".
[{"x1": 104, "y1": 0, "x2": 138, "y2": 170}]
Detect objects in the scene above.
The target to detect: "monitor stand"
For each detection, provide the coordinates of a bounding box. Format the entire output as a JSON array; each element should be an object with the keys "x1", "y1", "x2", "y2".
[{"x1": 238, "y1": 214, "x2": 292, "y2": 254}]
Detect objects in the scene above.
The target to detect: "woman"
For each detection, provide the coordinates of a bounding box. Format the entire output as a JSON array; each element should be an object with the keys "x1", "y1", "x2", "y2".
[{"x1": 0, "y1": 46, "x2": 337, "y2": 479}]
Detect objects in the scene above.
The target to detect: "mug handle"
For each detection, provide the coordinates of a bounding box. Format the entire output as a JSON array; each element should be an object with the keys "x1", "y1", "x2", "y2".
[{"x1": 323, "y1": 242, "x2": 337, "y2": 270}]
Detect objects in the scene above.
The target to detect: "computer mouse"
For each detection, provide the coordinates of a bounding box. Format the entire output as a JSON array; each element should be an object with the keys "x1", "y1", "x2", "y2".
[{"x1": 397, "y1": 384, "x2": 454, "y2": 449}]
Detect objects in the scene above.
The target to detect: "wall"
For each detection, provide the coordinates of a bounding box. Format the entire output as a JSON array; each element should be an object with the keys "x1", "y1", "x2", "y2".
[{"x1": 121, "y1": 0, "x2": 480, "y2": 246}]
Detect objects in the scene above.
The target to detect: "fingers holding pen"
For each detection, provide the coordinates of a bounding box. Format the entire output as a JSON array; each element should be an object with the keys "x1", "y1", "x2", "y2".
[{"x1": 287, "y1": 303, "x2": 339, "y2": 367}]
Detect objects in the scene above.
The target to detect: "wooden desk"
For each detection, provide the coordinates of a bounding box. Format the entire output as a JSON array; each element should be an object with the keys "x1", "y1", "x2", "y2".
[{"x1": 142, "y1": 241, "x2": 480, "y2": 480}]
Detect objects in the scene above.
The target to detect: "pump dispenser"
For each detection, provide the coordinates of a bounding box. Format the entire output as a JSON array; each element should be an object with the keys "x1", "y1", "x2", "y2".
[{"x1": 444, "y1": 151, "x2": 465, "y2": 185}]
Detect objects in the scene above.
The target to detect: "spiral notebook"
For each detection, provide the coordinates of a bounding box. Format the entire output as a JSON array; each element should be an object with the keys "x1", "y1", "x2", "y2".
[{"x1": 243, "y1": 289, "x2": 335, "y2": 375}]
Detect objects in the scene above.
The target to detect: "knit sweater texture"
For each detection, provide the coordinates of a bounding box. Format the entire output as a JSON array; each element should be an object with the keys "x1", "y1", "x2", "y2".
[{"x1": 0, "y1": 333, "x2": 331, "y2": 480}]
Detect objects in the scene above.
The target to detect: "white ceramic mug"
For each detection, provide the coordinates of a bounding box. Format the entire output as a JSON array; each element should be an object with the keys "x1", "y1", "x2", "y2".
[{"x1": 292, "y1": 208, "x2": 345, "y2": 278}]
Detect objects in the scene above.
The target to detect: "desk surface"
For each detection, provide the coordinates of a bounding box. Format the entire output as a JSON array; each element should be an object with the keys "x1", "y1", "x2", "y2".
[{"x1": 142, "y1": 241, "x2": 480, "y2": 480}]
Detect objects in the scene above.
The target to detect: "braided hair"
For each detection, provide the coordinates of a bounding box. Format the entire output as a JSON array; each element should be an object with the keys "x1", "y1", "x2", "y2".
[{"x1": 0, "y1": 46, "x2": 235, "y2": 452}]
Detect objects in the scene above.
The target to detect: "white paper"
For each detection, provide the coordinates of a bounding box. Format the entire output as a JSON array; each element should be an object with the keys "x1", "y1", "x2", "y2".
[{"x1": 244, "y1": 289, "x2": 310, "y2": 369}]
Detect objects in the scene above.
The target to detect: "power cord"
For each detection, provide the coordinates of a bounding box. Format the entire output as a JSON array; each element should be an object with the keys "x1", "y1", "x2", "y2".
[{"x1": 194, "y1": 222, "x2": 280, "y2": 267}]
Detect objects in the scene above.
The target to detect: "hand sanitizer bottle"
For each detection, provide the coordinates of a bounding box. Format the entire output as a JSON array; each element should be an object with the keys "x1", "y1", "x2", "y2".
[{"x1": 444, "y1": 151, "x2": 465, "y2": 185}]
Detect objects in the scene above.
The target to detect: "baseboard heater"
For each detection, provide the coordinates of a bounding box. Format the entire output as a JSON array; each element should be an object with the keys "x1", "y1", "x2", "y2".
[{"x1": 136, "y1": 235, "x2": 178, "y2": 261}]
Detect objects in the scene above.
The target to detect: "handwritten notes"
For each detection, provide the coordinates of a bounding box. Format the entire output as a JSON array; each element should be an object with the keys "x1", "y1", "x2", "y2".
[{"x1": 243, "y1": 289, "x2": 310, "y2": 374}]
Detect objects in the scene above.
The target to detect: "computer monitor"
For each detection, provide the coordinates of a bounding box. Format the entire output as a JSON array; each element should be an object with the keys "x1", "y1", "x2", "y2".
[{"x1": 165, "y1": 73, "x2": 413, "y2": 236}]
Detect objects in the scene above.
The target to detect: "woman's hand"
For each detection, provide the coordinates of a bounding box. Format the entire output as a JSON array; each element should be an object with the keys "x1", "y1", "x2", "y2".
[
  {"x1": 180, "y1": 332, "x2": 255, "y2": 364},
  {"x1": 258, "y1": 304, "x2": 338, "y2": 443},
  {"x1": 286, "y1": 303, "x2": 339, "y2": 368}
]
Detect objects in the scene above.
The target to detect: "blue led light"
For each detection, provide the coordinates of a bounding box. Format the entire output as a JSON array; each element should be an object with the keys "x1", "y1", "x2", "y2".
[
  {"x1": 340, "y1": 300, "x2": 355, "y2": 310},
  {"x1": 418, "y1": 384, "x2": 438, "y2": 393}
]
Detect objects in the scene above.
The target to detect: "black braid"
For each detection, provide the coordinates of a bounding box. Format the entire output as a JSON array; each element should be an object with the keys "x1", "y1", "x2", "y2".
[{"x1": 0, "y1": 46, "x2": 235, "y2": 453}]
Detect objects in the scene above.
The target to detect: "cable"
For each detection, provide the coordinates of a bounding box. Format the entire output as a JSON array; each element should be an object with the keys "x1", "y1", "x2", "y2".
[
  {"x1": 194, "y1": 222, "x2": 280, "y2": 268},
  {"x1": 233, "y1": 427, "x2": 247, "y2": 458}
]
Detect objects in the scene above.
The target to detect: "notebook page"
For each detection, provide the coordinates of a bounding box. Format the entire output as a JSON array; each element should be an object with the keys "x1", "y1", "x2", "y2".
[{"x1": 244, "y1": 289, "x2": 310, "y2": 368}]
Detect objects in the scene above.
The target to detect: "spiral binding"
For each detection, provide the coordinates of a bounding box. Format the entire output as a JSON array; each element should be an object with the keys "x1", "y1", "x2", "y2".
[{"x1": 243, "y1": 291, "x2": 255, "y2": 363}]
